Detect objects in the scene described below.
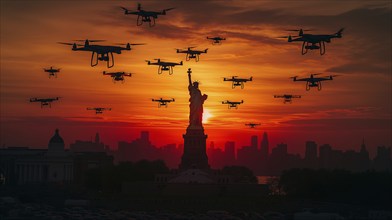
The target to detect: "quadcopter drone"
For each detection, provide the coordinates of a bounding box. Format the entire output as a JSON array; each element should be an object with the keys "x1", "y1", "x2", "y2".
[
  {"x1": 30, "y1": 97, "x2": 60, "y2": 108},
  {"x1": 103, "y1": 71, "x2": 133, "y2": 83},
  {"x1": 58, "y1": 39, "x2": 144, "y2": 68},
  {"x1": 176, "y1": 47, "x2": 208, "y2": 62},
  {"x1": 207, "y1": 36, "x2": 226, "y2": 45},
  {"x1": 274, "y1": 94, "x2": 302, "y2": 104},
  {"x1": 121, "y1": 3, "x2": 175, "y2": 27},
  {"x1": 279, "y1": 28, "x2": 344, "y2": 55},
  {"x1": 43, "y1": 66, "x2": 61, "y2": 78},
  {"x1": 223, "y1": 76, "x2": 253, "y2": 89},
  {"x1": 152, "y1": 98, "x2": 175, "y2": 108},
  {"x1": 146, "y1": 59, "x2": 183, "y2": 75},
  {"x1": 222, "y1": 100, "x2": 244, "y2": 109},
  {"x1": 291, "y1": 73, "x2": 339, "y2": 91},
  {"x1": 86, "y1": 107, "x2": 112, "y2": 114},
  {"x1": 245, "y1": 123, "x2": 261, "y2": 128}
]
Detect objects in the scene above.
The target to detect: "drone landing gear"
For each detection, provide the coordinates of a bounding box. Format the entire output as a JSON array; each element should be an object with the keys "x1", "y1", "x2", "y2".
[
  {"x1": 301, "y1": 41, "x2": 308, "y2": 55},
  {"x1": 318, "y1": 82, "x2": 322, "y2": 91},
  {"x1": 306, "y1": 81, "x2": 310, "y2": 91},
  {"x1": 91, "y1": 52, "x2": 115, "y2": 68},
  {"x1": 319, "y1": 41, "x2": 326, "y2": 55}
]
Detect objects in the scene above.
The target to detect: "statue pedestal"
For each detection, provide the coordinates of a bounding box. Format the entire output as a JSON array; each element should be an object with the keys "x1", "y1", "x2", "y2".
[{"x1": 180, "y1": 126, "x2": 210, "y2": 170}]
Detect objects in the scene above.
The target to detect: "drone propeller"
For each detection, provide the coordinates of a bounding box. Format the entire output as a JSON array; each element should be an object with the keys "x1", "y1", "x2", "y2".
[
  {"x1": 286, "y1": 29, "x2": 313, "y2": 32},
  {"x1": 163, "y1": 7, "x2": 175, "y2": 11},
  {"x1": 289, "y1": 76, "x2": 298, "y2": 79},
  {"x1": 330, "y1": 74, "x2": 340, "y2": 77},
  {"x1": 57, "y1": 42, "x2": 83, "y2": 46},
  {"x1": 73, "y1": 39, "x2": 106, "y2": 42},
  {"x1": 277, "y1": 35, "x2": 298, "y2": 38}
]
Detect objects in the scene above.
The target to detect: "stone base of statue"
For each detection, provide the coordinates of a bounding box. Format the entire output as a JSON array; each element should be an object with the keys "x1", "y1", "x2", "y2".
[{"x1": 179, "y1": 125, "x2": 210, "y2": 170}]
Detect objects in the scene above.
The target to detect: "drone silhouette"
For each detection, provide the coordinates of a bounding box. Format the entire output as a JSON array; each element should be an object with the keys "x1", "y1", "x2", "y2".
[
  {"x1": 87, "y1": 107, "x2": 111, "y2": 114},
  {"x1": 58, "y1": 39, "x2": 144, "y2": 68},
  {"x1": 176, "y1": 47, "x2": 208, "y2": 62},
  {"x1": 152, "y1": 98, "x2": 175, "y2": 108},
  {"x1": 207, "y1": 36, "x2": 226, "y2": 45},
  {"x1": 245, "y1": 123, "x2": 261, "y2": 128},
  {"x1": 223, "y1": 76, "x2": 253, "y2": 89},
  {"x1": 274, "y1": 94, "x2": 302, "y2": 104},
  {"x1": 146, "y1": 59, "x2": 183, "y2": 75},
  {"x1": 222, "y1": 100, "x2": 244, "y2": 109},
  {"x1": 30, "y1": 97, "x2": 60, "y2": 108},
  {"x1": 103, "y1": 71, "x2": 133, "y2": 83},
  {"x1": 291, "y1": 73, "x2": 339, "y2": 91},
  {"x1": 278, "y1": 28, "x2": 344, "y2": 55},
  {"x1": 43, "y1": 66, "x2": 61, "y2": 78},
  {"x1": 121, "y1": 3, "x2": 175, "y2": 27}
]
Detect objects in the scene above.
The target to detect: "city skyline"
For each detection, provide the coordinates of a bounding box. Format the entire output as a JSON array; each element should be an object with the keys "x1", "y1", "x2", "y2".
[{"x1": 1, "y1": 0, "x2": 391, "y2": 153}]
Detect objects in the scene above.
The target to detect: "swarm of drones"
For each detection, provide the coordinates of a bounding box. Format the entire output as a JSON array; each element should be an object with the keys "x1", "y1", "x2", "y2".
[{"x1": 30, "y1": 2, "x2": 344, "y2": 126}]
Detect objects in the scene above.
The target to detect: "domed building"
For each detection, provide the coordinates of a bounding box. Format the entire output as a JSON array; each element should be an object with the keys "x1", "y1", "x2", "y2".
[{"x1": 48, "y1": 129, "x2": 65, "y2": 155}]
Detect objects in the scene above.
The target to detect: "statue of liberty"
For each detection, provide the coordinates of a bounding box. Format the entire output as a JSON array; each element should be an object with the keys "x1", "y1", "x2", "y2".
[{"x1": 187, "y1": 68, "x2": 208, "y2": 128}]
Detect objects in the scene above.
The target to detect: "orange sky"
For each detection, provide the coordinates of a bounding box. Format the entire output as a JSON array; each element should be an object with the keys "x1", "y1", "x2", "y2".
[{"x1": 1, "y1": 0, "x2": 391, "y2": 156}]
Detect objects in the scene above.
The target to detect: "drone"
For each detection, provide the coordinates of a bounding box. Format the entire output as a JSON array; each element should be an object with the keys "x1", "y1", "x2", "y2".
[
  {"x1": 152, "y1": 98, "x2": 175, "y2": 108},
  {"x1": 291, "y1": 73, "x2": 339, "y2": 91},
  {"x1": 245, "y1": 123, "x2": 261, "y2": 128},
  {"x1": 58, "y1": 39, "x2": 144, "y2": 68},
  {"x1": 103, "y1": 71, "x2": 133, "y2": 83},
  {"x1": 222, "y1": 100, "x2": 244, "y2": 109},
  {"x1": 30, "y1": 97, "x2": 60, "y2": 108},
  {"x1": 43, "y1": 66, "x2": 61, "y2": 78},
  {"x1": 146, "y1": 59, "x2": 183, "y2": 75},
  {"x1": 274, "y1": 94, "x2": 302, "y2": 104},
  {"x1": 121, "y1": 3, "x2": 175, "y2": 27},
  {"x1": 86, "y1": 107, "x2": 111, "y2": 114},
  {"x1": 279, "y1": 28, "x2": 344, "y2": 55},
  {"x1": 223, "y1": 76, "x2": 253, "y2": 89},
  {"x1": 206, "y1": 36, "x2": 226, "y2": 45},
  {"x1": 176, "y1": 47, "x2": 208, "y2": 62}
]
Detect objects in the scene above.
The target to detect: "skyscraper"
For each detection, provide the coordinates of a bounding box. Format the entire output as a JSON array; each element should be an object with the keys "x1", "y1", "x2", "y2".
[
  {"x1": 251, "y1": 135, "x2": 258, "y2": 150},
  {"x1": 305, "y1": 141, "x2": 317, "y2": 160},
  {"x1": 260, "y1": 132, "x2": 269, "y2": 160}
]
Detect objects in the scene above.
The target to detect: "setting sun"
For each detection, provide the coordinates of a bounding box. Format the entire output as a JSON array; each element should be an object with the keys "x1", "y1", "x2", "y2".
[{"x1": 203, "y1": 109, "x2": 212, "y2": 124}]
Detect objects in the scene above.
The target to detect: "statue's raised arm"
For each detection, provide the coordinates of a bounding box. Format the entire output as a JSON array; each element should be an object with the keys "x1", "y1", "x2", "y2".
[{"x1": 188, "y1": 68, "x2": 192, "y2": 87}]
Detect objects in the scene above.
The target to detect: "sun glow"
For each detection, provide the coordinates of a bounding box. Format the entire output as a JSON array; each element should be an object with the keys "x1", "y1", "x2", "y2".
[{"x1": 203, "y1": 109, "x2": 212, "y2": 124}]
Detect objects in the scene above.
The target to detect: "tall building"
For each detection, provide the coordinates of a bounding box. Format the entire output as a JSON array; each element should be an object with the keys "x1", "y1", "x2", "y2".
[
  {"x1": 260, "y1": 132, "x2": 269, "y2": 160},
  {"x1": 224, "y1": 141, "x2": 236, "y2": 165},
  {"x1": 305, "y1": 141, "x2": 317, "y2": 160},
  {"x1": 251, "y1": 135, "x2": 258, "y2": 150}
]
